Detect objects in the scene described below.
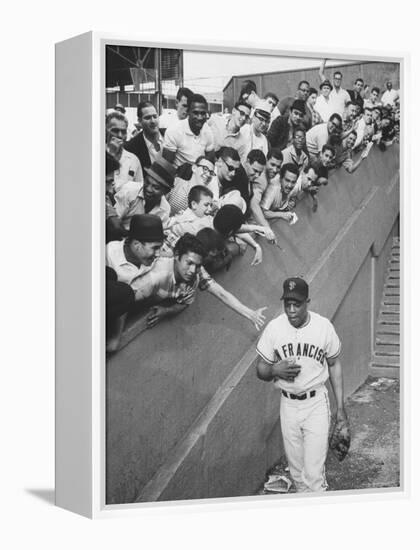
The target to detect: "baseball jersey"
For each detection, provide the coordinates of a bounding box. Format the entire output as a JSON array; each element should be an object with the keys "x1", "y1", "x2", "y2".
[{"x1": 256, "y1": 311, "x2": 341, "y2": 394}]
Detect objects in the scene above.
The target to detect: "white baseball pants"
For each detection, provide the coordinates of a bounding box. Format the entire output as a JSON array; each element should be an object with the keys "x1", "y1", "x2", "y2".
[{"x1": 280, "y1": 385, "x2": 331, "y2": 492}]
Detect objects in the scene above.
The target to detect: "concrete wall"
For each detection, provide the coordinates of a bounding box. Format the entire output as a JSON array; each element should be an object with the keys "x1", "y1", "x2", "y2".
[
  {"x1": 106, "y1": 144, "x2": 399, "y2": 504},
  {"x1": 224, "y1": 61, "x2": 400, "y2": 110}
]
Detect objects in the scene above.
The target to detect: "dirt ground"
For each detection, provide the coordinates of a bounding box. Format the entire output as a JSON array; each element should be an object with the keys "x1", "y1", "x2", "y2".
[{"x1": 259, "y1": 376, "x2": 400, "y2": 494}]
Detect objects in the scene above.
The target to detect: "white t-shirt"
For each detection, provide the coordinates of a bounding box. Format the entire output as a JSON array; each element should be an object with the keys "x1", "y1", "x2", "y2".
[
  {"x1": 305, "y1": 123, "x2": 329, "y2": 156},
  {"x1": 163, "y1": 118, "x2": 214, "y2": 168},
  {"x1": 328, "y1": 87, "x2": 351, "y2": 117},
  {"x1": 314, "y1": 96, "x2": 335, "y2": 123},
  {"x1": 257, "y1": 311, "x2": 341, "y2": 394}
]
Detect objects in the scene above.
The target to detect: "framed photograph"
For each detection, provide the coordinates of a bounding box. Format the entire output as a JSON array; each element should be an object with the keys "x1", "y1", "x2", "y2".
[{"x1": 55, "y1": 32, "x2": 403, "y2": 518}]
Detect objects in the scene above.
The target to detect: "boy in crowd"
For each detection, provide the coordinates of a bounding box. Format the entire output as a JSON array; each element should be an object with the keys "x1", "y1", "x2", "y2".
[
  {"x1": 168, "y1": 154, "x2": 219, "y2": 215},
  {"x1": 130, "y1": 233, "x2": 267, "y2": 330},
  {"x1": 164, "y1": 186, "x2": 215, "y2": 249}
]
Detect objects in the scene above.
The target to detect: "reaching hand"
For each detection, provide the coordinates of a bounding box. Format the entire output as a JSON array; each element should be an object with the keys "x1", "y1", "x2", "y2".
[
  {"x1": 251, "y1": 245, "x2": 263, "y2": 266},
  {"x1": 249, "y1": 306, "x2": 267, "y2": 330},
  {"x1": 255, "y1": 226, "x2": 277, "y2": 243},
  {"x1": 282, "y1": 212, "x2": 294, "y2": 223},
  {"x1": 146, "y1": 305, "x2": 168, "y2": 328}
]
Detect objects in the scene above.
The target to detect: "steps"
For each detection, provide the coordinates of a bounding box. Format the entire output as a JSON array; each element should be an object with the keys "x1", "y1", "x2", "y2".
[{"x1": 370, "y1": 237, "x2": 400, "y2": 378}]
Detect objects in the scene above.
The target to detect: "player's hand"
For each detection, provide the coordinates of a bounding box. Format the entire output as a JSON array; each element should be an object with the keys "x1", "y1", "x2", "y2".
[
  {"x1": 251, "y1": 245, "x2": 263, "y2": 266},
  {"x1": 273, "y1": 358, "x2": 301, "y2": 381},
  {"x1": 146, "y1": 305, "x2": 168, "y2": 328},
  {"x1": 249, "y1": 306, "x2": 267, "y2": 330}
]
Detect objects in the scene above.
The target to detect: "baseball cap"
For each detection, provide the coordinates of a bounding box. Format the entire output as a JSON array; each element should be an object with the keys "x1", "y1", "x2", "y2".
[
  {"x1": 128, "y1": 214, "x2": 164, "y2": 242},
  {"x1": 281, "y1": 277, "x2": 309, "y2": 302},
  {"x1": 254, "y1": 99, "x2": 272, "y2": 118}
]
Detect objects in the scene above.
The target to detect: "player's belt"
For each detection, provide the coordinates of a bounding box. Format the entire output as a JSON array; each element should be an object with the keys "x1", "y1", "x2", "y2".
[{"x1": 281, "y1": 389, "x2": 316, "y2": 400}]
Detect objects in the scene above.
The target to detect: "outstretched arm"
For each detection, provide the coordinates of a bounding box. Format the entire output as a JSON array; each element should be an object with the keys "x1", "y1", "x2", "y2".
[
  {"x1": 207, "y1": 280, "x2": 267, "y2": 330},
  {"x1": 319, "y1": 58, "x2": 327, "y2": 83}
]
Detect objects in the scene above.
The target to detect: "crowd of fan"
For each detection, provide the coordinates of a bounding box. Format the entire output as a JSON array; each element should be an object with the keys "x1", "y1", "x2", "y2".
[{"x1": 105, "y1": 59, "x2": 400, "y2": 351}]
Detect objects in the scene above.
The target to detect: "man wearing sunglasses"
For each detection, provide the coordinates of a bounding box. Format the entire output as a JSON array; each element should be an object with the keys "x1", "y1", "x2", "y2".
[{"x1": 208, "y1": 100, "x2": 251, "y2": 161}]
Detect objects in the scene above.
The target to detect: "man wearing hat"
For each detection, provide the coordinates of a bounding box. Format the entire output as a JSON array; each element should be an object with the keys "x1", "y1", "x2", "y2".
[
  {"x1": 256, "y1": 277, "x2": 347, "y2": 492},
  {"x1": 106, "y1": 214, "x2": 164, "y2": 285},
  {"x1": 105, "y1": 214, "x2": 164, "y2": 351},
  {"x1": 240, "y1": 99, "x2": 271, "y2": 161},
  {"x1": 314, "y1": 79, "x2": 335, "y2": 123},
  {"x1": 276, "y1": 81, "x2": 313, "y2": 130},
  {"x1": 114, "y1": 157, "x2": 175, "y2": 231},
  {"x1": 318, "y1": 60, "x2": 351, "y2": 118},
  {"x1": 267, "y1": 99, "x2": 306, "y2": 151}
]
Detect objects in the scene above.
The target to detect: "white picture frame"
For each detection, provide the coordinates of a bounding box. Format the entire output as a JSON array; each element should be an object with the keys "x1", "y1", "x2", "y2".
[{"x1": 55, "y1": 32, "x2": 405, "y2": 518}]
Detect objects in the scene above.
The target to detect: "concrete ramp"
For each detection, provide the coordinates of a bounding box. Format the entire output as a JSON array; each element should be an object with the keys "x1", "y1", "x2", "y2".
[{"x1": 106, "y1": 145, "x2": 400, "y2": 504}]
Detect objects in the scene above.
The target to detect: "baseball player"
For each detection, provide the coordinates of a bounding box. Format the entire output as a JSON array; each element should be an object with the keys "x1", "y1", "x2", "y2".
[{"x1": 256, "y1": 277, "x2": 347, "y2": 492}]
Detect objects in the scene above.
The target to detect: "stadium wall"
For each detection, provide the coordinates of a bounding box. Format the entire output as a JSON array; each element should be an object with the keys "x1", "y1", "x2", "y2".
[
  {"x1": 106, "y1": 144, "x2": 399, "y2": 504},
  {"x1": 223, "y1": 61, "x2": 400, "y2": 110}
]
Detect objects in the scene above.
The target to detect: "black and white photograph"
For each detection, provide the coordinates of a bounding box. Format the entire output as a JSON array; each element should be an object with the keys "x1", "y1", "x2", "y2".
[{"x1": 104, "y1": 43, "x2": 401, "y2": 505}]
